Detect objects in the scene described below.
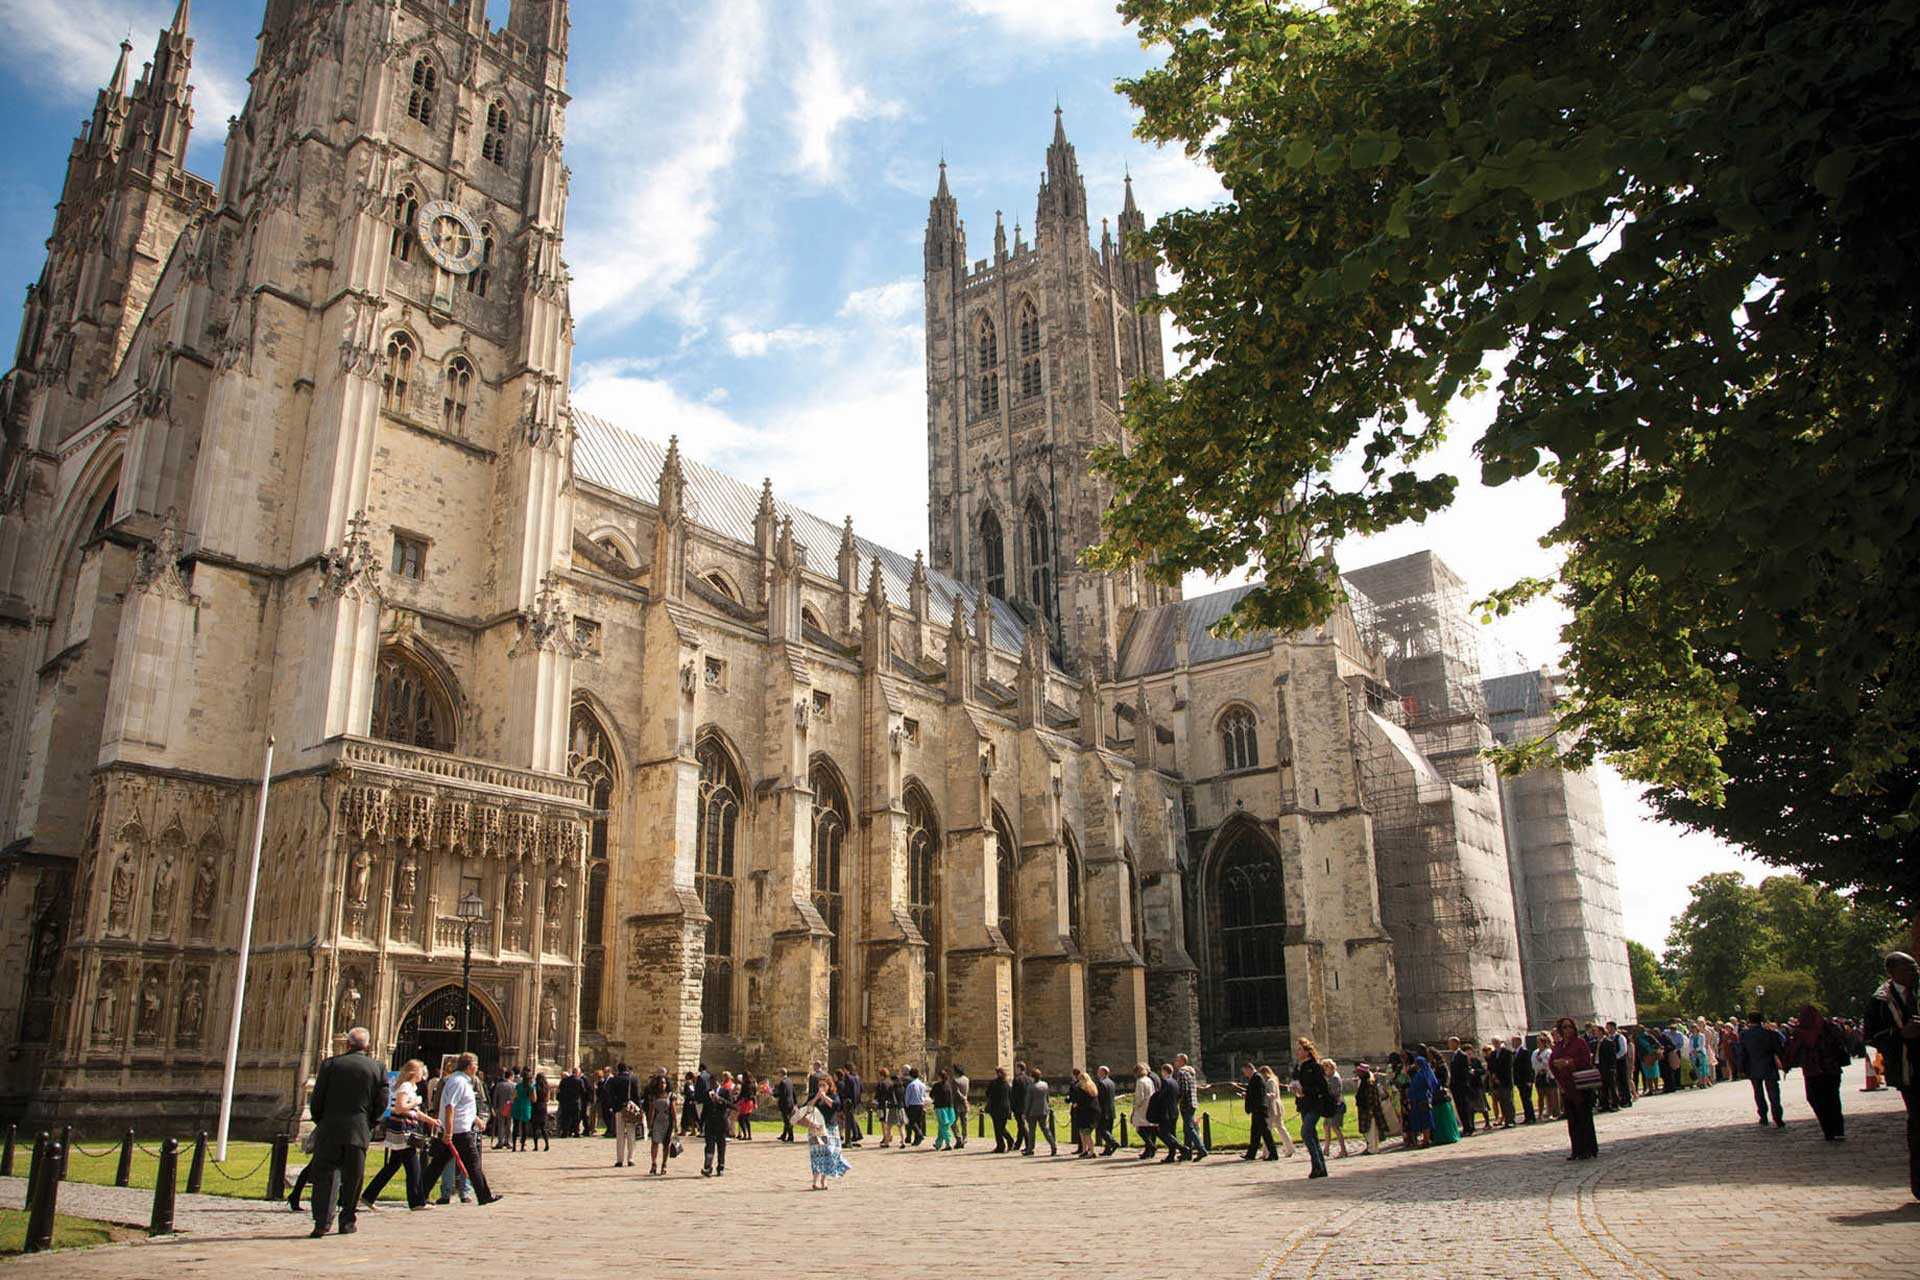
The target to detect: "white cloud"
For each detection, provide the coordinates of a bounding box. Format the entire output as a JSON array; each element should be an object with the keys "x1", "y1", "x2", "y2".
[
  {"x1": 790, "y1": 2, "x2": 904, "y2": 186},
  {"x1": 567, "y1": 0, "x2": 767, "y2": 326},
  {"x1": 725, "y1": 325, "x2": 832, "y2": 358},
  {"x1": 961, "y1": 0, "x2": 1129, "y2": 44},
  {"x1": 0, "y1": 0, "x2": 243, "y2": 135}
]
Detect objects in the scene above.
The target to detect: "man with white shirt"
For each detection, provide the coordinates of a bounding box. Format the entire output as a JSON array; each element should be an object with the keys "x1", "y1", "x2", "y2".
[{"x1": 421, "y1": 1053, "x2": 503, "y2": 1206}]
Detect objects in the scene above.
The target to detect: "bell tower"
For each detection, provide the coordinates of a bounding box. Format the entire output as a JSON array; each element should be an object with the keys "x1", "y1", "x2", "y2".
[{"x1": 923, "y1": 109, "x2": 1175, "y2": 676}]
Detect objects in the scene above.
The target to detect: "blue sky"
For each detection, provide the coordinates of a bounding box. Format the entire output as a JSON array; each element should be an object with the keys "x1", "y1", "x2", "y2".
[{"x1": 0, "y1": 0, "x2": 1765, "y2": 948}]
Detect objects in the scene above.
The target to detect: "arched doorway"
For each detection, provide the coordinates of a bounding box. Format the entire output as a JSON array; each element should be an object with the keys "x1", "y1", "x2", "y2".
[{"x1": 393, "y1": 985, "x2": 502, "y2": 1077}]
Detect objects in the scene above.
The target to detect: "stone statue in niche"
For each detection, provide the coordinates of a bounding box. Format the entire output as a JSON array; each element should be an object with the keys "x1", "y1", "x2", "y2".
[
  {"x1": 149, "y1": 847, "x2": 177, "y2": 937},
  {"x1": 92, "y1": 968, "x2": 121, "y2": 1042},
  {"x1": 396, "y1": 851, "x2": 418, "y2": 911},
  {"x1": 541, "y1": 990, "x2": 559, "y2": 1042},
  {"x1": 348, "y1": 848, "x2": 371, "y2": 907},
  {"x1": 543, "y1": 870, "x2": 568, "y2": 953},
  {"x1": 137, "y1": 969, "x2": 165, "y2": 1041},
  {"x1": 108, "y1": 849, "x2": 136, "y2": 936},
  {"x1": 178, "y1": 973, "x2": 205, "y2": 1045},
  {"x1": 506, "y1": 863, "x2": 526, "y2": 922},
  {"x1": 338, "y1": 975, "x2": 362, "y2": 1032},
  {"x1": 191, "y1": 855, "x2": 217, "y2": 927}
]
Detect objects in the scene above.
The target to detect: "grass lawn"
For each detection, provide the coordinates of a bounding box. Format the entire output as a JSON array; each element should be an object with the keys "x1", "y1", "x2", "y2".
[
  {"x1": 51, "y1": 1138, "x2": 283, "y2": 1202},
  {"x1": 0, "y1": 1207, "x2": 133, "y2": 1255}
]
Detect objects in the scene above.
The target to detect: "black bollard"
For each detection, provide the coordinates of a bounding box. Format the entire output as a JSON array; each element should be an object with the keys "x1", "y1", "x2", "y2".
[
  {"x1": 866, "y1": 1106, "x2": 874, "y2": 1136},
  {"x1": 186, "y1": 1130, "x2": 208, "y2": 1194},
  {"x1": 116, "y1": 1128, "x2": 135, "y2": 1187},
  {"x1": 57, "y1": 1124, "x2": 72, "y2": 1179},
  {"x1": 25, "y1": 1131, "x2": 49, "y2": 1195},
  {"x1": 266, "y1": 1134, "x2": 289, "y2": 1202},
  {"x1": 978, "y1": 1111, "x2": 986, "y2": 1138},
  {"x1": 149, "y1": 1138, "x2": 179, "y2": 1237},
  {"x1": 1203, "y1": 1112, "x2": 1212, "y2": 1149},
  {"x1": 0, "y1": 1122, "x2": 14, "y2": 1177},
  {"x1": 23, "y1": 1141, "x2": 60, "y2": 1254},
  {"x1": 1120, "y1": 1115, "x2": 1129, "y2": 1148}
]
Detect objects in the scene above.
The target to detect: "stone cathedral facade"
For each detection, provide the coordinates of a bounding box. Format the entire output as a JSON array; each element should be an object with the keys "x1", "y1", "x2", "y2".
[{"x1": 0, "y1": 1, "x2": 1630, "y2": 1131}]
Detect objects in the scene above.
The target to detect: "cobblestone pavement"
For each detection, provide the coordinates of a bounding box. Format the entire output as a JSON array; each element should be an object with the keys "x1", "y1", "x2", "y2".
[{"x1": 3, "y1": 1065, "x2": 1912, "y2": 1278}]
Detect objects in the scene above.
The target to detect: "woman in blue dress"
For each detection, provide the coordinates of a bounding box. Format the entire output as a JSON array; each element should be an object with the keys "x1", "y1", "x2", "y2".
[
  {"x1": 804, "y1": 1077, "x2": 852, "y2": 1190},
  {"x1": 1404, "y1": 1054, "x2": 1438, "y2": 1149}
]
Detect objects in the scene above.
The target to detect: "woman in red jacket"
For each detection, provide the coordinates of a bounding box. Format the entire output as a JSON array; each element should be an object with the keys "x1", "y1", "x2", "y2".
[{"x1": 1548, "y1": 1016, "x2": 1600, "y2": 1160}]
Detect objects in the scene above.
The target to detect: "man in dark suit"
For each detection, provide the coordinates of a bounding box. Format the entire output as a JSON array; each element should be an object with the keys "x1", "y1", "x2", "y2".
[
  {"x1": 1093, "y1": 1065, "x2": 1117, "y2": 1155},
  {"x1": 306, "y1": 1026, "x2": 389, "y2": 1239},
  {"x1": 1237, "y1": 1062, "x2": 1277, "y2": 1159},
  {"x1": 773, "y1": 1071, "x2": 797, "y2": 1142},
  {"x1": 1010, "y1": 1062, "x2": 1033, "y2": 1153},
  {"x1": 1447, "y1": 1038, "x2": 1477, "y2": 1135},
  {"x1": 1489, "y1": 1038, "x2": 1516, "y2": 1127},
  {"x1": 557, "y1": 1068, "x2": 583, "y2": 1137},
  {"x1": 986, "y1": 1066, "x2": 1014, "y2": 1152},
  {"x1": 1593, "y1": 1026, "x2": 1620, "y2": 1113},
  {"x1": 1866, "y1": 951, "x2": 1920, "y2": 1201}
]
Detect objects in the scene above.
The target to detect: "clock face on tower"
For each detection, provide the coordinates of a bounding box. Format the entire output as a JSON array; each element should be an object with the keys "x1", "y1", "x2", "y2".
[{"x1": 418, "y1": 199, "x2": 483, "y2": 275}]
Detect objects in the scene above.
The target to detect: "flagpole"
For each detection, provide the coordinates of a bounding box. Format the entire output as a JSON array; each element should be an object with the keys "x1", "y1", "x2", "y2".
[{"x1": 216, "y1": 735, "x2": 274, "y2": 1162}]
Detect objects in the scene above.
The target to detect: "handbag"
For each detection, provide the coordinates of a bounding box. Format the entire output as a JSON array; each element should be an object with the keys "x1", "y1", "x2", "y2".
[
  {"x1": 668, "y1": 1137, "x2": 683, "y2": 1159},
  {"x1": 1571, "y1": 1067, "x2": 1603, "y2": 1091}
]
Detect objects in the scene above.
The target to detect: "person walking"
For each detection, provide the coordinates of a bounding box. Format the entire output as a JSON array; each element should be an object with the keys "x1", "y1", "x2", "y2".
[
  {"x1": 302, "y1": 1026, "x2": 389, "y2": 1238},
  {"x1": 1549, "y1": 1016, "x2": 1600, "y2": 1160},
  {"x1": 951, "y1": 1065, "x2": 971, "y2": 1149},
  {"x1": 490, "y1": 1071, "x2": 516, "y2": 1150},
  {"x1": 420, "y1": 1052, "x2": 503, "y2": 1206},
  {"x1": 902, "y1": 1067, "x2": 929, "y2": 1146},
  {"x1": 773, "y1": 1070, "x2": 797, "y2": 1143},
  {"x1": 1258, "y1": 1065, "x2": 1298, "y2": 1157},
  {"x1": 640, "y1": 1068, "x2": 676, "y2": 1175},
  {"x1": 1785, "y1": 1002, "x2": 1850, "y2": 1141},
  {"x1": 702, "y1": 1071, "x2": 737, "y2": 1176},
  {"x1": 1866, "y1": 951, "x2": 1920, "y2": 1200},
  {"x1": 1094, "y1": 1065, "x2": 1118, "y2": 1154},
  {"x1": 1320, "y1": 1058, "x2": 1351, "y2": 1159},
  {"x1": 529, "y1": 1072, "x2": 552, "y2": 1150},
  {"x1": 1353, "y1": 1063, "x2": 1390, "y2": 1155},
  {"x1": 872, "y1": 1071, "x2": 897, "y2": 1147},
  {"x1": 1068, "y1": 1068, "x2": 1100, "y2": 1157},
  {"x1": 1009, "y1": 1062, "x2": 1033, "y2": 1153},
  {"x1": 735, "y1": 1071, "x2": 757, "y2": 1140},
  {"x1": 1739, "y1": 1010, "x2": 1788, "y2": 1127},
  {"x1": 1173, "y1": 1053, "x2": 1208, "y2": 1159},
  {"x1": 607, "y1": 1062, "x2": 641, "y2": 1167},
  {"x1": 1147, "y1": 1063, "x2": 1183, "y2": 1162},
  {"x1": 802, "y1": 1077, "x2": 851, "y2": 1190},
  {"x1": 986, "y1": 1067, "x2": 1014, "y2": 1152},
  {"x1": 1237, "y1": 1061, "x2": 1278, "y2": 1160},
  {"x1": 361, "y1": 1058, "x2": 436, "y2": 1211},
  {"x1": 931, "y1": 1069, "x2": 958, "y2": 1151},
  {"x1": 511, "y1": 1071, "x2": 534, "y2": 1151},
  {"x1": 1025, "y1": 1067, "x2": 1056, "y2": 1155},
  {"x1": 1290, "y1": 1038, "x2": 1334, "y2": 1179}
]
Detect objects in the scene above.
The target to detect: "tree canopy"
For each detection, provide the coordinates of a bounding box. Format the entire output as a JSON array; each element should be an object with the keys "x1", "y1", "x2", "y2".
[{"x1": 1096, "y1": 0, "x2": 1920, "y2": 898}]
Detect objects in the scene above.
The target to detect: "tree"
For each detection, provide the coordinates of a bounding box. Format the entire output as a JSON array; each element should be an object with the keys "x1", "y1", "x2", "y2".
[
  {"x1": 1626, "y1": 940, "x2": 1676, "y2": 1021},
  {"x1": 1741, "y1": 967, "x2": 1819, "y2": 1023},
  {"x1": 1096, "y1": 0, "x2": 1920, "y2": 902},
  {"x1": 1752, "y1": 874, "x2": 1905, "y2": 1017},
  {"x1": 1663, "y1": 873, "x2": 1768, "y2": 1017}
]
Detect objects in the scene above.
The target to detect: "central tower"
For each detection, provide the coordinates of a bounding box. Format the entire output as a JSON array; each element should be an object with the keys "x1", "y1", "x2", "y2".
[{"x1": 923, "y1": 110, "x2": 1176, "y2": 675}]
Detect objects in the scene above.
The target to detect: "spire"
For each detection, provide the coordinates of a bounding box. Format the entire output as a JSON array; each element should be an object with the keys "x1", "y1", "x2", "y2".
[
  {"x1": 1053, "y1": 102, "x2": 1068, "y2": 148},
  {"x1": 1039, "y1": 101, "x2": 1086, "y2": 228},
  {"x1": 1122, "y1": 168, "x2": 1139, "y2": 215},
  {"x1": 170, "y1": 0, "x2": 190, "y2": 35},
  {"x1": 865, "y1": 556, "x2": 888, "y2": 610},
  {"x1": 994, "y1": 210, "x2": 1007, "y2": 261},
  {"x1": 108, "y1": 38, "x2": 132, "y2": 97},
  {"x1": 658, "y1": 435, "x2": 686, "y2": 520},
  {"x1": 936, "y1": 157, "x2": 950, "y2": 200}
]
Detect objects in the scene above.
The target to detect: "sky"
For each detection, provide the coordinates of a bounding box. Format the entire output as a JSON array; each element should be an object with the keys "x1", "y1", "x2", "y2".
[{"x1": 0, "y1": 0, "x2": 1769, "y2": 949}]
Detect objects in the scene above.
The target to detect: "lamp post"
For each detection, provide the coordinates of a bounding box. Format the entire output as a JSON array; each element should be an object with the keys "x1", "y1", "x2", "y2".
[{"x1": 458, "y1": 890, "x2": 485, "y2": 1059}]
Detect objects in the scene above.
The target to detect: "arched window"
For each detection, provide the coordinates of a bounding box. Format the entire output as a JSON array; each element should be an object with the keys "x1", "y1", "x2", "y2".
[
  {"x1": 1025, "y1": 503, "x2": 1053, "y2": 622},
  {"x1": 383, "y1": 332, "x2": 415, "y2": 413},
  {"x1": 810, "y1": 759, "x2": 849, "y2": 1040},
  {"x1": 1212, "y1": 830, "x2": 1289, "y2": 1031},
  {"x1": 481, "y1": 99, "x2": 510, "y2": 167},
  {"x1": 905, "y1": 787, "x2": 940, "y2": 1040},
  {"x1": 464, "y1": 227, "x2": 494, "y2": 298},
  {"x1": 1017, "y1": 297, "x2": 1042, "y2": 398},
  {"x1": 1062, "y1": 824, "x2": 1084, "y2": 949},
  {"x1": 975, "y1": 315, "x2": 999, "y2": 417},
  {"x1": 370, "y1": 647, "x2": 453, "y2": 751},
  {"x1": 703, "y1": 572, "x2": 739, "y2": 604},
  {"x1": 407, "y1": 59, "x2": 437, "y2": 127},
  {"x1": 993, "y1": 805, "x2": 1020, "y2": 1047},
  {"x1": 1220, "y1": 705, "x2": 1259, "y2": 772},
  {"x1": 569, "y1": 704, "x2": 616, "y2": 1032},
  {"x1": 391, "y1": 185, "x2": 418, "y2": 262},
  {"x1": 443, "y1": 356, "x2": 473, "y2": 434},
  {"x1": 980, "y1": 509, "x2": 1006, "y2": 600},
  {"x1": 801, "y1": 606, "x2": 825, "y2": 635},
  {"x1": 696, "y1": 736, "x2": 741, "y2": 1035}
]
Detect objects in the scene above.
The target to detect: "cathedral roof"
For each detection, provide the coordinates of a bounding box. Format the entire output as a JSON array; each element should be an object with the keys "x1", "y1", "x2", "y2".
[
  {"x1": 1115, "y1": 584, "x2": 1276, "y2": 678},
  {"x1": 572, "y1": 411, "x2": 1034, "y2": 655}
]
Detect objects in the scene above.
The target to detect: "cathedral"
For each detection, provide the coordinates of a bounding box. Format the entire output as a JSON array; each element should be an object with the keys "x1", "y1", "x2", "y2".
[{"x1": 0, "y1": 0, "x2": 1632, "y2": 1132}]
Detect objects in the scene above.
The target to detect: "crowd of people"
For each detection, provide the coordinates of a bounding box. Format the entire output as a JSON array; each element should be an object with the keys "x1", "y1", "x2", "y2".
[{"x1": 293, "y1": 951, "x2": 1920, "y2": 1237}]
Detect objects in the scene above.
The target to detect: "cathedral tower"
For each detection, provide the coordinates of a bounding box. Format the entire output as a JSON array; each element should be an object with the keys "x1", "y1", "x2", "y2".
[{"x1": 924, "y1": 109, "x2": 1174, "y2": 675}]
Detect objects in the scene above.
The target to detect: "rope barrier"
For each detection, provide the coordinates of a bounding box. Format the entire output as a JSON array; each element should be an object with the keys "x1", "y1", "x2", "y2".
[
  {"x1": 135, "y1": 1142, "x2": 173, "y2": 1160},
  {"x1": 67, "y1": 1141, "x2": 121, "y2": 1159},
  {"x1": 207, "y1": 1150, "x2": 272, "y2": 1183}
]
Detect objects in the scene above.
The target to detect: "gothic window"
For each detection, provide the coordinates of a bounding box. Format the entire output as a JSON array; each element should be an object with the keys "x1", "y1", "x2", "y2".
[
  {"x1": 1212, "y1": 830, "x2": 1289, "y2": 1031},
  {"x1": 1062, "y1": 824, "x2": 1084, "y2": 949},
  {"x1": 1017, "y1": 297, "x2": 1042, "y2": 399},
  {"x1": 905, "y1": 786, "x2": 940, "y2": 1041},
  {"x1": 464, "y1": 227, "x2": 494, "y2": 297},
  {"x1": 975, "y1": 314, "x2": 999, "y2": 417},
  {"x1": 703, "y1": 572, "x2": 739, "y2": 604},
  {"x1": 1025, "y1": 503, "x2": 1054, "y2": 622},
  {"x1": 696, "y1": 736, "x2": 741, "y2": 1035},
  {"x1": 980, "y1": 509, "x2": 1006, "y2": 600},
  {"x1": 391, "y1": 185, "x2": 419, "y2": 262},
  {"x1": 1220, "y1": 705, "x2": 1259, "y2": 772},
  {"x1": 810, "y1": 759, "x2": 849, "y2": 1040},
  {"x1": 383, "y1": 332, "x2": 415, "y2": 413},
  {"x1": 481, "y1": 99, "x2": 510, "y2": 167},
  {"x1": 569, "y1": 703, "x2": 617, "y2": 1033},
  {"x1": 408, "y1": 59, "x2": 437, "y2": 127},
  {"x1": 443, "y1": 356, "x2": 473, "y2": 433},
  {"x1": 390, "y1": 532, "x2": 426, "y2": 580},
  {"x1": 370, "y1": 647, "x2": 453, "y2": 752}
]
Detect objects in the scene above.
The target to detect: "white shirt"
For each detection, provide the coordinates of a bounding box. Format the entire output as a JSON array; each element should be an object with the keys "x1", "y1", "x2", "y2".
[
  {"x1": 903, "y1": 1077, "x2": 928, "y2": 1106},
  {"x1": 1531, "y1": 1048, "x2": 1553, "y2": 1079},
  {"x1": 385, "y1": 1080, "x2": 420, "y2": 1149},
  {"x1": 440, "y1": 1071, "x2": 478, "y2": 1134}
]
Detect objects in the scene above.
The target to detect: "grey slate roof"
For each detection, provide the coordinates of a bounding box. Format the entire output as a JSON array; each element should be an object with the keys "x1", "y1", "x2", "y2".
[
  {"x1": 1115, "y1": 583, "x2": 1275, "y2": 679},
  {"x1": 1483, "y1": 670, "x2": 1552, "y2": 722},
  {"x1": 572, "y1": 410, "x2": 1033, "y2": 655}
]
